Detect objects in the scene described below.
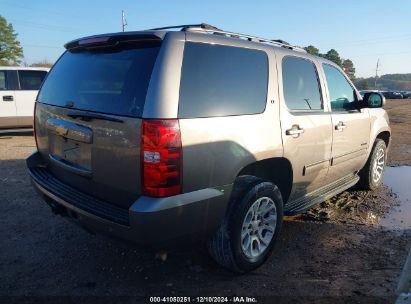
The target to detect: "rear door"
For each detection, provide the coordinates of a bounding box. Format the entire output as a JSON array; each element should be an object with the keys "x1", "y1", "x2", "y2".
[
  {"x1": 15, "y1": 70, "x2": 48, "y2": 127},
  {"x1": 278, "y1": 55, "x2": 333, "y2": 200},
  {"x1": 0, "y1": 70, "x2": 17, "y2": 128},
  {"x1": 321, "y1": 63, "x2": 370, "y2": 181},
  {"x1": 35, "y1": 38, "x2": 161, "y2": 208}
]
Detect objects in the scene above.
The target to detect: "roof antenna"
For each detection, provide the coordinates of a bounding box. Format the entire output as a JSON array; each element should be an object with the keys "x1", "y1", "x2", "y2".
[{"x1": 122, "y1": 10, "x2": 128, "y2": 32}]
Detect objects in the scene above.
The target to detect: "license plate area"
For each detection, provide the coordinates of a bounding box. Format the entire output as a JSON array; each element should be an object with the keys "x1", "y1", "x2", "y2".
[{"x1": 49, "y1": 134, "x2": 92, "y2": 171}]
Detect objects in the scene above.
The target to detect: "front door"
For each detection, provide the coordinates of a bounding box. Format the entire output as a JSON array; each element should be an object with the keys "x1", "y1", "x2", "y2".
[
  {"x1": 0, "y1": 70, "x2": 17, "y2": 128},
  {"x1": 278, "y1": 55, "x2": 333, "y2": 201},
  {"x1": 321, "y1": 64, "x2": 370, "y2": 181}
]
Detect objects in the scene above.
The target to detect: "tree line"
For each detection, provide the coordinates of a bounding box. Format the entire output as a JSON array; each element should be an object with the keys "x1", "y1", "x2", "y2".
[
  {"x1": 355, "y1": 74, "x2": 411, "y2": 91},
  {"x1": 0, "y1": 15, "x2": 52, "y2": 67},
  {"x1": 304, "y1": 45, "x2": 356, "y2": 81}
]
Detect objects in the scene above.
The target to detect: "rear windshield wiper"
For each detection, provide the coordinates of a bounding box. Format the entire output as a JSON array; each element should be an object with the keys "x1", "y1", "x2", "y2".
[{"x1": 67, "y1": 110, "x2": 124, "y2": 123}]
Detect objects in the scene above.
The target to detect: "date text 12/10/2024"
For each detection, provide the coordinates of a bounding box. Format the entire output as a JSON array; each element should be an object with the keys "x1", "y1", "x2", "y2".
[{"x1": 149, "y1": 296, "x2": 258, "y2": 303}]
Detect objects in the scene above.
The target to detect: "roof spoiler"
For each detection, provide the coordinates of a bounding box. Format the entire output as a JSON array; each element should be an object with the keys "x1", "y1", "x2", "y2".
[{"x1": 64, "y1": 32, "x2": 163, "y2": 50}]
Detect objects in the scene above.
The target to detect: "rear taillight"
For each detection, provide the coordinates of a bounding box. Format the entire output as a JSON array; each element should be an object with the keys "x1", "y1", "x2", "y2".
[
  {"x1": 141, "y1": 119, "x2": 182, "y2": 197},
  {"x1": 33, "y1": 102, "x2": 38, "y2": 150}
]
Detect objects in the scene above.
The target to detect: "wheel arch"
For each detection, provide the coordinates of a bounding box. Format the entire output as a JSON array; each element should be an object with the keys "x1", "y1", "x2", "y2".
[
  {"x1": 375, "y1": 130, "x2": 391, "y2": 148},
  {"x1": 236, "y1": 157, "x2": 293, "y2": 204}
]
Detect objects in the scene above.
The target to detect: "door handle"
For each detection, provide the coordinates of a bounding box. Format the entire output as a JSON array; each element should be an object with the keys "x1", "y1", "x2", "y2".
[
  {"x1": 335, "y1": 121, "x2": 347, "y2": 131},
  {"x1": 286, "y1": 125, "x2": 304, "y2": 138},
  {"x1": 2, "y1": 95, "x2": 14, "y2": 102}
]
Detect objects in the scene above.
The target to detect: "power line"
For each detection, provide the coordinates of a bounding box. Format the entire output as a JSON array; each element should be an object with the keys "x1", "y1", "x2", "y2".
[
  {"x1": 328, "y1": 33, "x2": 411, "y2": 47},
  {"x1": 1, "y1": 1, "x2": 84, "y2": 19},
  {"x1": 314, "y1": 32, "x2": 411, "y2": 48},
  {"x1": 349, "y1": 50, "x2": 411, "y2": 58},
  {"x1": 10, "y1": 19, "x2": 82, "y2": 34},
  {"x1": 22, "y1": 44, "x2": 62, "y2": 49},
  {"x1": 333, "y1": 37, "x2": 411, "y2": 49},
  {"x1": 11, "y1": 23, "x2": 78, "y2": 34},
  {"x1": 313, "y1": 34, "x2": 411, "y2": 52}
]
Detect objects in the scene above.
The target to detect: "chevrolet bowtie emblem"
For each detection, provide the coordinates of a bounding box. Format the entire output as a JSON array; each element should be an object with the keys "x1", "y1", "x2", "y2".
[{"x1": 55, "y1": 126, "x2": 69, "y2": 136}]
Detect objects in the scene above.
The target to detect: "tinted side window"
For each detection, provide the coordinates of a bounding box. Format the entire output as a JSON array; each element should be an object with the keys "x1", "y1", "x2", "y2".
[
  {"x1": 18, "y1": 70, "x2": 47, "y2": 90},
  {"x1": 323, "y1": 64, "x2": 356, "y2": 111},
  {"x1": 179, "y1": 42, "x2": 268, "y2": 118},
  {"x1": 0, "y1": 71, "x2": 6, "y2": 90},
  {"x1": 282, "y1": 57, "x2": 323, "y2": 111}
]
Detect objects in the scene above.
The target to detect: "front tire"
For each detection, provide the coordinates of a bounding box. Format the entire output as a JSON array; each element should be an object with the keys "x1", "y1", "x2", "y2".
[
  {"x1": 207, "y1": 178, "x2": 283, "y2": 273},
  {"x1": 358, "y1": 139, "x2": 387, "y2": 190}
]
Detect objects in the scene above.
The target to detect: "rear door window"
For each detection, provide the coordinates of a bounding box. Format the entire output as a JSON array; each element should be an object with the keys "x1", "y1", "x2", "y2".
[
  {"x1": 178, "y1": 42, "x2": 268, "y2": 118},
  {"x1": 38, "y1": 42, "x2": 160, "y2": 117},
  {"x1": 282, "y1": 56, "x2": 323, "y2": 111},
  {"x1": 18, "y1": 70, "x2": 47, "y2": 90}
]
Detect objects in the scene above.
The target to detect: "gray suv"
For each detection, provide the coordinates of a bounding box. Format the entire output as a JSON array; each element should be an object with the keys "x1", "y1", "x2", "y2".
[{"x1": 27, "y1": 24, "x2": 390, "y2": 273}]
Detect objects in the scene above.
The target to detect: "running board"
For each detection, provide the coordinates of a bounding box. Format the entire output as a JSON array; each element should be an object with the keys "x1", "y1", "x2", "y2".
[{"x1": 284, "y1": 173, "x2": 360, "y2": 215}]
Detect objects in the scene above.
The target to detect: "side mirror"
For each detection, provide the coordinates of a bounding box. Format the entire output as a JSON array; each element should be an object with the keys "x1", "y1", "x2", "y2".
[{"x1": 362, "y1": 92, "x2": 386, "y2": 108}]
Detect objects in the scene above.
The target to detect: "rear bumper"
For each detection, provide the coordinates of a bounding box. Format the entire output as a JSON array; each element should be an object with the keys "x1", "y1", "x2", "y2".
[{"x1": 27, "y1": 151, "x2": 232, "y2": 246}]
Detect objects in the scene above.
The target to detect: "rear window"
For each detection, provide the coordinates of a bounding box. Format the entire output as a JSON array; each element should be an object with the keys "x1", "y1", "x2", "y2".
[
  {"x1": 38, "y1": 42, "x2": 160, "y2": 117},
  {"x1": 18, "y1": 70, "x2": 47, "y2": 90},
  {"x1": 178, "y1": 42, "x2": 268, "y2": 118}
]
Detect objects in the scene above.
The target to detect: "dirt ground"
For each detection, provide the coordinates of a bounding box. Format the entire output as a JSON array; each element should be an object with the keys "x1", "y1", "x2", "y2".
[
  {"x1": 1, "y1": 100, "x2": 410, "y2": 303},
  {"x1": 385, "y1": 99, "x2": 411, "y2": 166}
]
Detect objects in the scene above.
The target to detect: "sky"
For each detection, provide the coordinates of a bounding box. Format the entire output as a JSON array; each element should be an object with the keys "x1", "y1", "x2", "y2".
[{"x1": 1, "y1": 0, "x2": 411, "y2": 78}]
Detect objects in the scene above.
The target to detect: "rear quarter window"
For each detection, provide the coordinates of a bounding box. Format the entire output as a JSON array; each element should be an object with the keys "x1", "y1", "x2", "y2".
[
  {"x1": 38, "y1": 42, "x2": 160, "y2": 117},
  {"x1": 18, "y1": 70, "x2": 47, "y2": 90},
  {"x1": 178, "y1": 42, "x2": 268, "y2": 118}
]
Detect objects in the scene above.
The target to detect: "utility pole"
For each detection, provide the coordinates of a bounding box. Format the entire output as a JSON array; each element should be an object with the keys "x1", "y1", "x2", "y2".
[
  {"x1": 122, "y1": 10, "x2": 127, "y2": 32},
  {"x1": 374, "y1": 59, "x2": 380, "y2": 90}
]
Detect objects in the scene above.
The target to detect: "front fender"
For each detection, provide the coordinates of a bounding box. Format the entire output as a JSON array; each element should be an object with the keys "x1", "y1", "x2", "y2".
[{"x1": 365, "y1": 108, "x2": 391, "y2": 160}]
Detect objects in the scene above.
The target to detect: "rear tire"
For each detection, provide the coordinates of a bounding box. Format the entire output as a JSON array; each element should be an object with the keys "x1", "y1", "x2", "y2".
[
  {"x1": 358, "y1": 139, "x2": 387, "y2": 190},
  {"x1": 207, "y1": 177, "x2": 283, "y2": 273}
]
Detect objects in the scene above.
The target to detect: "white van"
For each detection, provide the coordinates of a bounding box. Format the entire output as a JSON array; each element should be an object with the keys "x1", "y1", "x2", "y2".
[{"x1": 0, "y1": 67, "x2": 49, "y2": 130}]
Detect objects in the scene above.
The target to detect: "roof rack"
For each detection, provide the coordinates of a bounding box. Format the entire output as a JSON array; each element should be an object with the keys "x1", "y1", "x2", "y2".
[{"x1": 148, "y1": 23, "x2": 306, "y2": 52}]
